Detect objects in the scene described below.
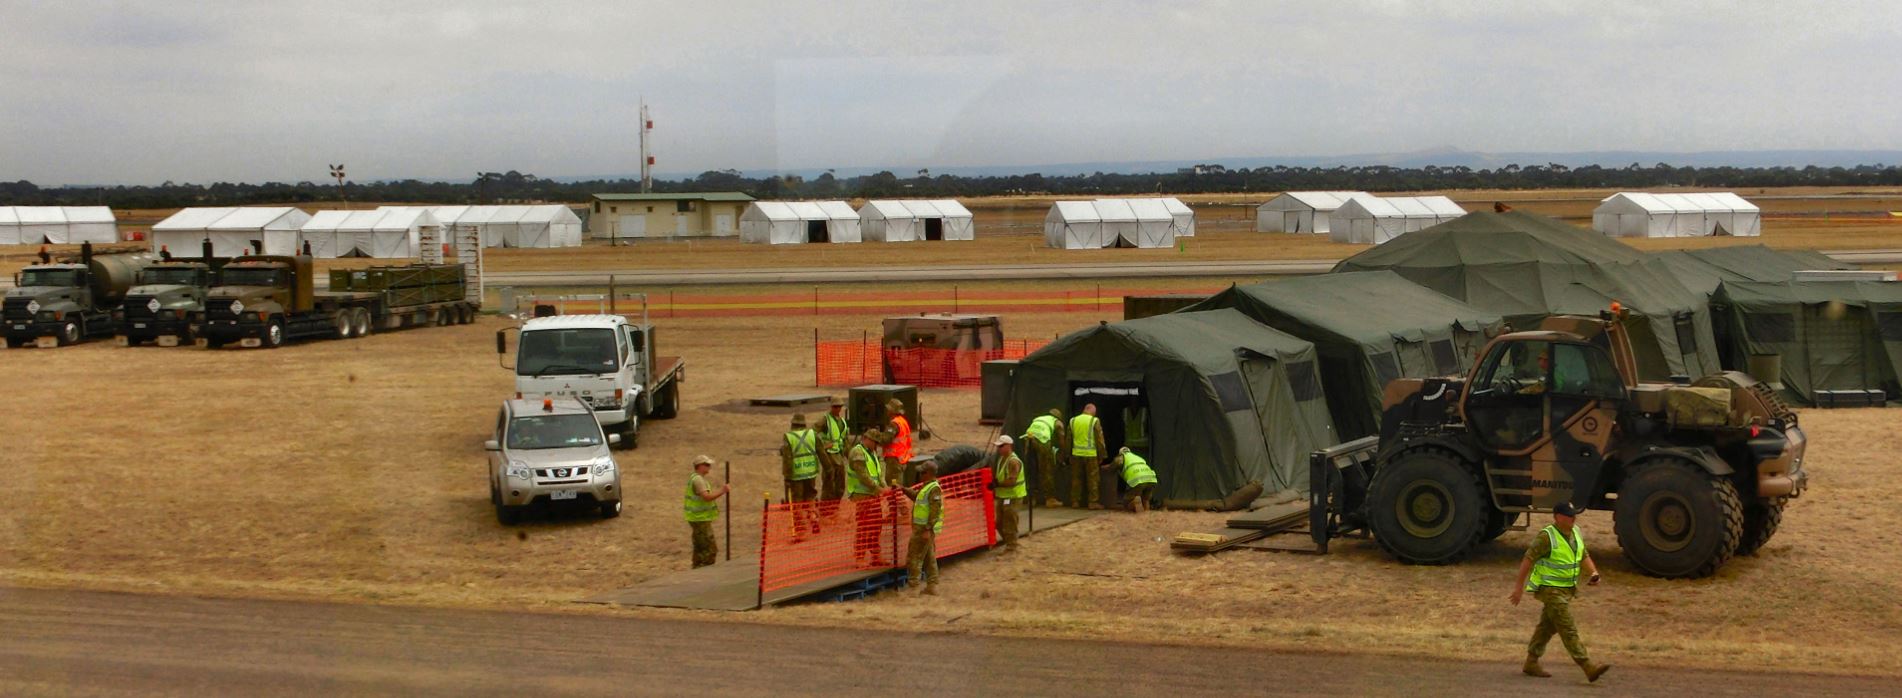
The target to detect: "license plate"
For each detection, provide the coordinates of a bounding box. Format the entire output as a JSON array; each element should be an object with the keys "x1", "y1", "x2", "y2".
[
  {"x1": 549, "y1": 490, "x2": 579, "y2": 501},
  {"x1": 133, "y1": 323, "x2": 147, "y2": 329},
  {"x1": 10, "y1": 324, "x2": 23, "y2": 330}
]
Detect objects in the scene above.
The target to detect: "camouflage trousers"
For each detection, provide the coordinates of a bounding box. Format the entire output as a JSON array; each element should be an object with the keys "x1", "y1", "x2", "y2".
[
  {"x1": 1122, "y1": 483, "x2": 1155, "y2": 513},
  {"x1": 1028, "y1": 438, "x2": 1060, "y2": 504},
  {"x1": 787, "y1": 478, "x2": 820, "y2": 537},
  {"x1": 1069, "y1": 454, "x2": 1101, "y2": 507},
  {"x1": 994, "y1": 497, "x2": 1020, "y2": 550},
  {"x1": 1528, "y1": 586, "x2": 1589, "y2": 664},
  {"x1": 818, "y1": 450, "x2": 846, "y2": 502},
  {"x1": 905, "y1": 525, "x2": 939, "y2": 588},
  {"x1": 690, "y1": 521, "x2": 718, "y2": 568}
]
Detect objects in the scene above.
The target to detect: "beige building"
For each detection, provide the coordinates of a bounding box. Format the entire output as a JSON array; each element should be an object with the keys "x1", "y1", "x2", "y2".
[{"x1": 589, "y1": 192, "x2": 756, "y2": 240}]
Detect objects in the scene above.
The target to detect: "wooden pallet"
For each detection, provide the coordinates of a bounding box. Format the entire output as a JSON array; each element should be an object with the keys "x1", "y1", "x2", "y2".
[
  {"x1": 748, "y1": 393, "x2": 833, "y2": 408},
  {"x1": 1172, "y1": 501, "x2": 1310, "y2": 554}
]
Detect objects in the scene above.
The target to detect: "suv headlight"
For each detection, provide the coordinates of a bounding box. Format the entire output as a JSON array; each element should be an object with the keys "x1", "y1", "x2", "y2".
[
  {"x1": 507, "y1": 462, "x2": 532, "y2": 481},
  {"x1": 592, "y1": 457, "x2": 616, "y2": 476}
]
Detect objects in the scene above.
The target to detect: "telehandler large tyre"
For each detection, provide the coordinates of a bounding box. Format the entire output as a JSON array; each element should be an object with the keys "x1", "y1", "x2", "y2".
[
  {"x1": 1735, "y1": 501, "x2": 1784, "y2": 557},
  {"x1": 1614, "y1": 458, "x2": 1743, "y2": 578},
  {"x1": 1366, "y1": 448, "x2": 1489, "y2": 565}
]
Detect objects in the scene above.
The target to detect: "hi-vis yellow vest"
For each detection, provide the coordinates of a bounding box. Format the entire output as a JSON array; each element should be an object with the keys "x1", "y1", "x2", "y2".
[
  {"x1": 1025, "y1": 414, "x2": 1058, "y2": 444},
  {"x1": 1527, "y1": 524, "x2": 1585, "y2": 591},
  {"x1": 848, "y1": 444, "x2": 883, "y2": 496},
  {"x1": 684, "y1": 474, "x2": 719, "y2": 523},
  {"x1": 912, "y1": 480, "x2": 943, "y2": 532},
  {"x1": 785, "y1": 429, "x2": 818, "y2": 480},
  {"x1": 1069, "y1": 414, "x2": 1099, "y2": 456}
]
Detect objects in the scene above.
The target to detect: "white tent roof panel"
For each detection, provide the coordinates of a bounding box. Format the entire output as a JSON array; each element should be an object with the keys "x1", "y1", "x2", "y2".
[{"x1": 152, "y1": 207, "x2": 239, "y2": 231}]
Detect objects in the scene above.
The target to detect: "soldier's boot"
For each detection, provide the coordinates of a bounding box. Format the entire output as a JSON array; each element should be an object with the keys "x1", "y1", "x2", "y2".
[
  {"x1": 1044, "y1": 497, "x2": 1062, "y2": 508},
  {"x1": 1521, "y1": 656, "x2": 1550, "y2": 678},
  {"x1": 1578, "y1": 660, "x2": 1610, "y2": 683},
  {"x1": 922, "y1": 584, "x2": 938, "y2": 596}
]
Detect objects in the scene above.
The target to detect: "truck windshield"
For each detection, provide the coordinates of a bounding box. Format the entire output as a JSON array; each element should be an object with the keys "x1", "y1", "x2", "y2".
[
  {"x1": 518, "y1": 328, "x2": 619, "y2": 376},
  {"x1": 19, "y1": 269, "x2": 79, "y2": 287},
  {"x1": 139, "y1": 268, "x2": 202, "y2": 286},
  {"x1": 220, "y1": 268, "x2": 281, "y2": 287},
  {"x1": 507, "y1": 414, "x2": 604, "y2": 449}
]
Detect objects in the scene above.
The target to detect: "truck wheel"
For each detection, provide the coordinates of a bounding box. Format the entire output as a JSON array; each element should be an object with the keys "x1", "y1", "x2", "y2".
[
  {"x1": 263, "y1": 318, "x2": 286, "y2": 348},
  {"x1": 599, "y1": 499, "x2": 623, "y2": 519},
  {"x1": 351, "y1": 308, "x2": 371, "y2": 337},
  {"x1": 1614, "y1": 458, "x2": 1744, "y2": 578},
  {"x1": 459, "y1": 304, "x2": 475, "y2": 324},
  {"x1": 58, "y1": 320, "x2": 82, "y2": 346},
  {"x1": 618, "y1": 421, "x2": 638, "y2": 450},
  {"x1": 204, "y1": 336, "x2": 225, "y2": 349},
  {"x1": 652, "y1": 382, "x2": 680, "y2": 420},
  {"x1": 1365, "y1": 448, "x2": 1488, "y2": 565},
  {"x1": 1735, "y1": 500, "x2": 1784, "y2": 557},
  {"x1": 333, "y1": 310, "x2": 354, "y2": 339}
]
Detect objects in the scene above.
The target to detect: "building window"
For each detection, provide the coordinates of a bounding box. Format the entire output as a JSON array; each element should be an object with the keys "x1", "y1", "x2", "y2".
[
  {"x1": 609, "y1": 206, "x2": 616, "y2": 213},
  {"x1": 593, "y1": 201, "x2": 600, "y2": 213},
  {"x1": 677, "y1": 200, "x2": 697, "y2": 213},
  {"x1": 647, "y1": 206, "x2": 654, "y2": 213}
]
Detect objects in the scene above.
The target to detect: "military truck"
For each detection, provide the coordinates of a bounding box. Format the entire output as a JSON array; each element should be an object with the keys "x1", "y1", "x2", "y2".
[
  {"x1": 199, "y1": 255, "x2": 477, "y2": 348},
  {"x1": 119, "y1": 242, "x2": 228, "y2": 347},
  {"x1": 4, "y1": 243, "x2": 153, "y2": 348},
  {"x1": 1353, "y1": 306, "x2": 1806, "y2": 578}
]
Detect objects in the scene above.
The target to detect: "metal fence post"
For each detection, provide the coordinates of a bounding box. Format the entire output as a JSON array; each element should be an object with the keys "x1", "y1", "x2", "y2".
[{"x1": 756, "y1": 493, "x2": 769, "y2": 610}]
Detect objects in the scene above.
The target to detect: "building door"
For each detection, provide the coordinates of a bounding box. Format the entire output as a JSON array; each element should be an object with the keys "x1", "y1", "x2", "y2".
[
  {"x1": 675, "y1": 214, "x2": 689, "y2": 236},
  {"x1": 618, "y1": 214, "x2": 646, "y2": 239},
  {"x1": 715, "y1": 214, "x2": 734, "y2": 235}
]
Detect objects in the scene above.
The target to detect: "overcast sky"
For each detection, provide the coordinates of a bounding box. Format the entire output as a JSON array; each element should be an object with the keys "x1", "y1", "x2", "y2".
[{"x1": 4, "y1": 0, "x2": 1900, "y2": 185}]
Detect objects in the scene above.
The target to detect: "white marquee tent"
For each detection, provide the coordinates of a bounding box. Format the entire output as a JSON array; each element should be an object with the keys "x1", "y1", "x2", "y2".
[
  {"x1": 384, "y1": 205, "x2": 581, "y2": 248},
  {"x1": 0, "y1": 206, "x2": 118, "y2": 245},
  {"x1": 739, "y1": 201, "x2": 861, "y2": 244},
  {"x1": 1160, "y1": 197, "x2": 1196, "y2": 237},
  {"x1": 150, "y1": 206, "x2": 310, "y2": 256},
  {"x1": 1254, "y1": 191, "x2": 1369, "y2": 234},
  {"x1": 1329, "y1": 196, "x2": 1466, "y2": 244},
  {"x1": 858, "y1": 200, "x2": 975, "y2": 241},
  {"x1": 1592, "y1": 192, "x2": 1761, "y2": 238},
  {"x1": 301, "y1": 208, "x2": 441, "y2": 258},
  {"x1": 1043, "y1": 199, "x2": 1178, "y2": 249}
]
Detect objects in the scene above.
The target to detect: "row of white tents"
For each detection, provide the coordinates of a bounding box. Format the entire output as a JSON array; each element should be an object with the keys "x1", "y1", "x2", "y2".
[
  {"x1": 0, "y1": 206, "x2": 119, "y2": 245},
  {"x1": 1257, "y1": 190, "x2": 1763, "y2": 242},
  {"x1": 1253, "y1": 192, "x2": 1466, "y2": 243},
  {"x1": 1591, "y1": 192, "x2": 1761, "y2": 237},
  {"x1": 740, "y1": 199, "x2": 977, "y2": 245},
  {"x1": 149, "y1": 205, "x2": 583, "y2": 258},
  {"x1": 1043, "y1": 198, "x2": 1197, "y2": 249}
]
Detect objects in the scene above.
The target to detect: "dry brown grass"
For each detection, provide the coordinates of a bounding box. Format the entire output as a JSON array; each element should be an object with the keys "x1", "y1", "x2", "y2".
[{"x1": 0, "y1": 290, "x2": 1898, "y2": 675}]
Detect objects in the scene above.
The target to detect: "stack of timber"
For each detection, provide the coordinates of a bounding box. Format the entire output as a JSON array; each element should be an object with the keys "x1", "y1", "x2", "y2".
[{"x1": 1169, "y1": 499, "x2": 1309, "y2": 554}]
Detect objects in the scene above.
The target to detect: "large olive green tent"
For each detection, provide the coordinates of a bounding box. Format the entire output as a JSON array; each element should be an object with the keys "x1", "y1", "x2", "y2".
[
  {"x1": 1653, "y1": 246, "x2": 1852, "y2": 296},
  {"x1": 1714, "y1": 280, "x2": 1902, "y2": 404},
  {"x1": 1181, "y1": 271, "x2": 1502, "y2": 440},
  {"x1": 1333, "y1": 211, "x2": 1720, "y2": 381},
  {"x1": 1002, "y1": 309, "x2": 1336, "y2": 503}
]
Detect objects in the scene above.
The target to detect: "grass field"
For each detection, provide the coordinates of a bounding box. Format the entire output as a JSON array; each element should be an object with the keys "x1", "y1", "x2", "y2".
[{"x1": 0, "y1": 297, "x2": 1897, "y2": 675}]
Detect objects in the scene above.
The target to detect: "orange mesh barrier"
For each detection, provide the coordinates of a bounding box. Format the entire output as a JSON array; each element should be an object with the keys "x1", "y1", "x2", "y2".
[
  {"x1": 815, "y1": 341, "x2": 1049, "y2": 387},
  {"x1": 757, "y1": 467, "x2": 995, "y2": 594},
  {"x1": 524, "y1": 288, "x2": 1222, "y2": 319}
]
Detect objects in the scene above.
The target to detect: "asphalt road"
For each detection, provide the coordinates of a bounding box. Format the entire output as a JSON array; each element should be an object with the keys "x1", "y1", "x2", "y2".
[{"x1": 0, "y1": 587, "x2": 1889, "y2": 697}]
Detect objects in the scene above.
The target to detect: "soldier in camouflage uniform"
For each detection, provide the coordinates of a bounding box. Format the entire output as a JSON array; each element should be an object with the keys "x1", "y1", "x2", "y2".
[
  {"x1": 989, "y1": 435, "x2": 1025, "y2": 552},
  {"x1": 684, "y1": 455, "x2": 730, "y2": 568},
  {"x1": 1511, "y1": 502, "x2": 1611, "y2": 683},
  {"x1": 902, "y1": 463, "x2": 945, "y2": 595}
]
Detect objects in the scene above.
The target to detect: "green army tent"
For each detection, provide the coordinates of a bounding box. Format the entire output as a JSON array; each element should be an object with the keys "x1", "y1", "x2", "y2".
[
  {"x1": 1333, "y1": 211, "x2": 1720, "y2": 381},
  {"x1": 1181, "y1": 271, "x2": 1502, "y2": 440},
  {"x1": 1653, "y1": 245, "x2": 1852, "y2": 296},
  {"x1": 1715, "y1": 280, "x2": 1902, "y2": 404},
  {"x1": 1003, "y1": 309, "x2": 1336, "y2": 504}
]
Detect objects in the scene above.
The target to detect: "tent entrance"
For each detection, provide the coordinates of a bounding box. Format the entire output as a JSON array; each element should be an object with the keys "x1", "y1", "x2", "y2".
[
  {"x1": 923, "y1": 218, "x2": 944, "y2": 241},
  {"x1": 1068, "y1": 382, "x2": 1146, "y2": 460},
  {"x1": 1713, "y1": 221, "x2": 1732, "y2": 236},
  {"x1": 806, "y1": 220, "x2": 828, "y2": 243}
]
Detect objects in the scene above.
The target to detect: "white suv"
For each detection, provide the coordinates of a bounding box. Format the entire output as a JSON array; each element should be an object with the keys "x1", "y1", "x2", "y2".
[{"x1": 486, "y1": 397, "x2": 623, "y2": 524}]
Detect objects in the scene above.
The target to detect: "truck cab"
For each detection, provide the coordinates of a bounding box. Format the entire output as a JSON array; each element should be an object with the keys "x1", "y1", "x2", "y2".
[
  {"x1": 4, "y1": 247, "x2": 152, "y2": 347},
  {"x1": 120, "y1": 261, "x2": 217, "y2": 346},
  {"x1": 201, "y1": 256, "x2": 311, "y2": 347},
  {"x1": 503, "y1": 313, "x2": 683, "y2": 450}
]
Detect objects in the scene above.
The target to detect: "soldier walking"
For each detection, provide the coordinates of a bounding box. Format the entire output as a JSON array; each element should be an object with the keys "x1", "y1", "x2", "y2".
[
  {"x1": 902, "y1": 463, "x2": 944, "y2": 595},
  {"x1": 1068, "y1": 403, "x2": 1106, "y2": 509},
  {"x1": 684, "y1": 455, "x2": 730, "y2": 568},
  {"x1": 779, "y1": 414, "x2": 821, "y2": 540},
  {"x1": 1022, "y1": 408, "x2": 1065, "y2": 507},
  {"x1": 817, "y1": 397, "x2": 850, "y2": 507},
  {"x1": 1511, "y1": 501, "x2": 1611, "y2": 682},
  {"x1": 989, "y1": 435, "x2": 1025, "y2": 552}
]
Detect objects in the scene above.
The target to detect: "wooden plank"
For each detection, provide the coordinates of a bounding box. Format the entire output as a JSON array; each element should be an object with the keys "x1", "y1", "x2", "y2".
[
  {"x1": 1170, "y1": 527, "x2": 1268, "y2": 553},
  {"x1": 1225, "y1": 500, "x2": 1309, "y2": 530},
  {"x1": 1232, "y1": 532, "x2": 1325, "y2": 554}
]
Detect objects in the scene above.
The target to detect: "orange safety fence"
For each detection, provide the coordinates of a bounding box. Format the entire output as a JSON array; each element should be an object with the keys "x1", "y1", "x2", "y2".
[
  {"x1": 518, "y1": 287, "x2": 1223, "y2": 319},
  {"x1": 815, "y1": 341, "x2": 1049, "y2": 387},
  {"x1": 757, "y1": 467, "x2": 995, "y2": 595}
]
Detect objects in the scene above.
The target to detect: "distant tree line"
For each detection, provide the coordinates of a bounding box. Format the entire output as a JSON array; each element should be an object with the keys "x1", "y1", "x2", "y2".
[{"x1": 6, "y1": 162, "x2": 1900, "y2": 209}]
